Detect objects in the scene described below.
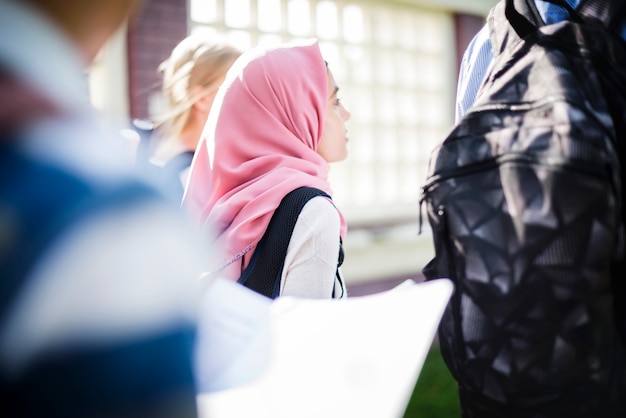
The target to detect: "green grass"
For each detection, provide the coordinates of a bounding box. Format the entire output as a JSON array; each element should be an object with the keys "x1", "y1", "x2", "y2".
[{"x1": 403, "y1": 347, "x2": 461, "y2": 418}]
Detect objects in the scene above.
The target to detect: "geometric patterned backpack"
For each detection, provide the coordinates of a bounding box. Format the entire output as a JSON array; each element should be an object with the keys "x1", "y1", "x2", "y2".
[{"x1": 420, "y1": 0, "x2": 626, "y2": 416}]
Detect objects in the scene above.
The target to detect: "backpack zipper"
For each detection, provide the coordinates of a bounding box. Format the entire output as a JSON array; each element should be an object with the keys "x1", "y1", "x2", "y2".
[
  {"x1": 422, "y1": 153, "x2": 609, "y2": 196},
  {"x1": 419, "y1": 153, "x2": 611, "y2": 234},
  {"x1": 434, "y1": 205, "x2": 467, "y2": 366}
]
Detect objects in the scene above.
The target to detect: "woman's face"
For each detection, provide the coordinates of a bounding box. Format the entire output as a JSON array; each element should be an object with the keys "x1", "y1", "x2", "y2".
[{"x1": 316, "y1": 69, "x2": 351, "y2": 163}]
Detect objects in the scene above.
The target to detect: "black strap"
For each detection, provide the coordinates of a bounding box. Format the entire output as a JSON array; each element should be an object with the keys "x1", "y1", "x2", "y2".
[
  {"x1": 505, "y1": 0, "x2": 584, "y2": 39},
  {"x1": 237, "y1": 186, "x2": 334, "y2": 299},
  {"x1": 505, "y1": 0, "x2": 626, "y2": 40},
  {"x1": 578, "y1": 0, "x2": 626, "y2": 29},
  {"x1": 504, "y1": 0, "x2": 542, "y2": 39}
]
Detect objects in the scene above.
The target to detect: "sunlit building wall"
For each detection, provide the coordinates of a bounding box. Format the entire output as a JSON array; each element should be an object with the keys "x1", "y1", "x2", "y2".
[{"x1": 90, "y1": 0, "x2": 497, "y2": 290}]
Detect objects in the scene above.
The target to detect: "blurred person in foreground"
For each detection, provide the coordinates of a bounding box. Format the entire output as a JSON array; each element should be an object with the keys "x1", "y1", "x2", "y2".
[{"x1": 0, "y1": 0, "x2": 209, "y2": 416}]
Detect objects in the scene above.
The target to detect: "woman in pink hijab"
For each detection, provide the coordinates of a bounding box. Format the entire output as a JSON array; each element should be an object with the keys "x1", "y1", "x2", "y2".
[{"x1": 183, "y1": 39, "x2": 351, "y2": 299}]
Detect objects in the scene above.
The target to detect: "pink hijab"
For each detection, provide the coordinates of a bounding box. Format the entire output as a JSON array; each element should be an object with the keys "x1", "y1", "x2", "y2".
[{"x1": 183, "y1": 39, "x2": 347, "y2": 280}]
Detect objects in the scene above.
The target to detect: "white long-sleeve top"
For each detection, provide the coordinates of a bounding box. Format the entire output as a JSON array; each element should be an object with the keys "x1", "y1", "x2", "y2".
[{"x1": 281, "y1": 196, "x2": 346, "y2": 299}]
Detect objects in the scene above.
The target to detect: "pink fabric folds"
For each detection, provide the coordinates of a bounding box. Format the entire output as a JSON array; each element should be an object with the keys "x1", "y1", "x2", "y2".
[{"x1": 183, "y1": 39, "x2": 347, "y2": 280}]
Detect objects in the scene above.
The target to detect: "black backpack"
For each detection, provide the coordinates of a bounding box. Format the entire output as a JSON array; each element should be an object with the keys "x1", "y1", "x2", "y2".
[
  {"x1": 237, "y1": 186, "x2": 344, "y2": 299},
  {"x1": 420, "y1": 0, "x2": 626, "y2": 416}
]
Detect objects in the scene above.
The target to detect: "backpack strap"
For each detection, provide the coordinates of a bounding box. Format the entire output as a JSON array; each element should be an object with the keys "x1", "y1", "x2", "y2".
[
  {"x1": 503, "y1": 0, "x2": 543, "y2": 39},
  {"x1": 578, "y1": 0, "x2": 626, "y2": 30},
  {"x1": 488, "y1": 0, "x2": 533, "y2": 58},
  {"x1": 500, "y1": 0, "x2": 624, "y2": 42},
  {"x1": 237, "y1": 186, "x2": 335, "y2": 299},
  {"x1": 498, "y1": 0, "x2": 583, "y2": 44},
  {"x1": 489, "y1": 0, "x2": 624, "y2": 60}
]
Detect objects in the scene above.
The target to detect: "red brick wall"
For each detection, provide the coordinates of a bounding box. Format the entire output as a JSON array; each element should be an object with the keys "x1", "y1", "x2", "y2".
[
  {"x1": 127, "y1": 0, "x2": 188, "y2": 120},
  {"x1": 453, "y1": 13, "x2": 488, "y2": 84}
]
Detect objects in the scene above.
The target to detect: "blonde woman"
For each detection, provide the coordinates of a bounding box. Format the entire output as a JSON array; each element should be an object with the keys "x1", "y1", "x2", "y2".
[{"x1": 150, "y1": 35, "x2": 241, "y2": 199}]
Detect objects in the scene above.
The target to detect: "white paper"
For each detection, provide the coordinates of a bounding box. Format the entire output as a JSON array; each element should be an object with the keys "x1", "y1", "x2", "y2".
[
  {"x1": 193, "y1": 278, "x2": 273, "y2": 393},
  {"x1": 195, "y1": 278, "x2": 454, "y2": 418}
]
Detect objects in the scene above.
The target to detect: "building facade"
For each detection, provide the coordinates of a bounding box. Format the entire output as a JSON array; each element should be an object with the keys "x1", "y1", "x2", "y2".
[{"x1": 90, "y1": 0, "x2": 497, "y2": 292}]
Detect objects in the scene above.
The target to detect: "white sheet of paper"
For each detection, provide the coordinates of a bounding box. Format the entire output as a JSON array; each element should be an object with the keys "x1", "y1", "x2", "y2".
[
  {"x1": 196, "y1": 278, "x2": 453, "y2": 418},
  {"x1": 193, "y1": 278, "x2": 273, "y2": 393}
]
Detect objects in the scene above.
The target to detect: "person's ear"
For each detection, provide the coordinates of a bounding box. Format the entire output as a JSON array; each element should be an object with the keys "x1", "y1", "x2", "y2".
[
  {"x1": 193, "y1": 87, "x2": 217, "y2": 115},
  {"x1": 193, "y1": 89, "x2": 217, "y2": 114}
]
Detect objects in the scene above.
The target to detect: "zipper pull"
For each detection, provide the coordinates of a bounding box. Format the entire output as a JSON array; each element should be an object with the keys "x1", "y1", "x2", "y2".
[{"x1": 418, "y1": 187, "x2": 427, "y2": 235}]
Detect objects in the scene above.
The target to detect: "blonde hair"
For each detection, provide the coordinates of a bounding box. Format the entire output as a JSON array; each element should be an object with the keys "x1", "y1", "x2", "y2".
[{"x1": 155, "y1": 35, "x2": 241, "y2": 141}]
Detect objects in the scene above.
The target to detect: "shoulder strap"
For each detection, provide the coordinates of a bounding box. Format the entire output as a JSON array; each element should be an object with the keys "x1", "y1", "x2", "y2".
[
  {"x1": 495, "y1": 0, "x2": 580, "y2": 47},
  {"x1": 488, "y1": 0, "x2": 532, "y2": 58},
  {"x1": 238, "y1": 186, "x2": 331, "y2": 299},
  {"x1": 489, "y1": 0, "x2": 623, "y2": 59},
  {"x1": 578, "y1": 0, "x2": 626, "y2": 29},
  {"x1": 500, "y1": 0, "x2": 622, "y2": 42}
]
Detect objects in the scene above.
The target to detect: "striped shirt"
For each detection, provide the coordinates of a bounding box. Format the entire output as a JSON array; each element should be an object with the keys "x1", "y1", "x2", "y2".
[{"x1": 455, "y1": 0, "x2": 626, "y2": 121}]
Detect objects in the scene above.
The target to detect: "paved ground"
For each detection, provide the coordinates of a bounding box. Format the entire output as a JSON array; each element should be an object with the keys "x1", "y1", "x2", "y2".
[{"x1": 347, "y1": 272, "x2": 426, "y2": 297}]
